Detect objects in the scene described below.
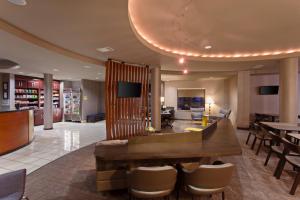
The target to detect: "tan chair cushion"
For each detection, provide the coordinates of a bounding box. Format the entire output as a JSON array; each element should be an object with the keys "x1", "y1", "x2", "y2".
[{"x1": 131, "y1": 188, "x2": 172, "y2": 198}]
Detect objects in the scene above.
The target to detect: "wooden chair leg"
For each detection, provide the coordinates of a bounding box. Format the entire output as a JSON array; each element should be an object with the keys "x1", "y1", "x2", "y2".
[
  {"x1": 264, "y1": 149, "x2": 272, "y2": 166},
  {"x1": 251, "y1": 137, "x2": 257, "y2": 150},
  {"x1": 256, "y1": 139, "x2": 264, "y2": 155},
  {"x1": 222, "y1": 191, "x2": 225, "y2": 200},
  {"x1": 275, "y1": 158, "x2": 286, "y2": 179},
  {"x1": 290, "y1": 171, "x2": 300, "y2": 195},
  {"x1": 246, "y1": 133, "x2": 251, "y2": 144}
]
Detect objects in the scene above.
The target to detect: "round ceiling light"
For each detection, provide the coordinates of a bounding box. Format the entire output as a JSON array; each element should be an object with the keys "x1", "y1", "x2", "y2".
[
  {"x1": 179, "y1": 57, "x2": 185, "y2": 64},
  {"x1": 205, "y1": 45, "x2": 212, "y2": 50},
  {"x1": 7, "y1": 0, "x2": 27, "y2": 6},
  {"x1": 183, "y1": 69, "x2": 188, "y2": 74}
]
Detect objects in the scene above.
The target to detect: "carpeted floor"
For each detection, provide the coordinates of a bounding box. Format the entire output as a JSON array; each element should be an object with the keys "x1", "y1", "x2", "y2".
[{"x1": 25, "y1": 129, "x2": 300, "y2": 200}]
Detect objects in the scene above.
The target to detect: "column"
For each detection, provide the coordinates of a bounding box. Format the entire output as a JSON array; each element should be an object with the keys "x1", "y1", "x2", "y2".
[
  {"x1": 279, "y1": 57, "x2": 298, "y2": 123},
  {"x1": 151, "y1": 66, "x2": 161, "y2": 131},
  {"x1": 237, "y1": 71, "x2": 250, "y2": 128},
  {"x1": 44, "y1": 73, "x2": 53, "y2": 130}
]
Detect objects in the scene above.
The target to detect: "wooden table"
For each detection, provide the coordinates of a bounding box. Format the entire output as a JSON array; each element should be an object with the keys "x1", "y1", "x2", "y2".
[
  {"x1": 260, "y1": 122, "x2": 300, "y2": 132},
  {"x1": 94, "y1": 119, "x2": 242, "y2": 191},
  {"x1": 288, "y1": 133, "x2": 300, "y2": 140}
]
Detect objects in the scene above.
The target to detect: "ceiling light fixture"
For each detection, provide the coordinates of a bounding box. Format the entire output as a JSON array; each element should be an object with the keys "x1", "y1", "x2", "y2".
[
  {"x1": 183, "y1": 69, "x2": 188, "y2": 74},
  {"x1": 11, "y1": 65, "x2": 21, "y2": 69},
  {"x1": 179, "y1": 57, "x2": 185, "y2": 64},
  {"x1": 98, "y1": 72, "x2": 102, "y2": 75},
  {"x1": 18, "y1": 71, "x2": 24, "y2": 74},
  {"x1": 204, "y1": 45, "x2": 212, "y2": 50},
  {"x1": 7, "y1": 0, "x2": 27, "y2": 6},
  {"x1": 53, "y1": 68, "x2": 59, "y2": 72},
  {"x1": 96, "y1": 47, "x2": 114, "y2": 53},
  {"x1": 83, "y1": 66, "x2": 91, "y2": 69}
]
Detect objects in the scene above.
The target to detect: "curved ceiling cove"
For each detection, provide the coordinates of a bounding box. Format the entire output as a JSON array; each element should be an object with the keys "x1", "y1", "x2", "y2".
[{"x1": 128, "y1": 0, "x2": 300, "y2": 61}]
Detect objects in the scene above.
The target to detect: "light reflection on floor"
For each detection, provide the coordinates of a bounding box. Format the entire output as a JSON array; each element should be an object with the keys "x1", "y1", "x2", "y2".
[{"x1": 0, "y1": 121, "x2": 106, "y2": 175}]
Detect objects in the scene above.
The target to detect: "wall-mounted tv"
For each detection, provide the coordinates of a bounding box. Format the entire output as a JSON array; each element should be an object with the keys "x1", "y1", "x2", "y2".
[
  {"x1": 259, "y1": 86, "x2": 279, "y2": 95},
  {"x1": 117, "y1": 81, "x2": 141, "y2": 98}
]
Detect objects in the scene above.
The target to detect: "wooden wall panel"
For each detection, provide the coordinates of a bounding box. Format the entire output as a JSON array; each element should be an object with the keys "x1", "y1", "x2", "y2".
[{"x1": 105, "y1": 60, "x2": 149, "y2": 140}]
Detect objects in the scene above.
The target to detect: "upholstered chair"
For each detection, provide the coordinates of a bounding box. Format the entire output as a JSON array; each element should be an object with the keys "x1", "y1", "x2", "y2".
[
  {"x1": 183, "y1": 163, "x2": 234, "y2": 200},
  {"x1": 127, "y1": 166, "x2": 177, "y2": 199},
  {"x1": 0, "y1": 169, "x2": 28, "y2": 200}
]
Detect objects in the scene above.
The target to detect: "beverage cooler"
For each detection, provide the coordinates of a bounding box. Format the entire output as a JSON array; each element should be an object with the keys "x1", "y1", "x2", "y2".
[{"x1": 63, "y1": 89, "x2": 81, "y2": 122}]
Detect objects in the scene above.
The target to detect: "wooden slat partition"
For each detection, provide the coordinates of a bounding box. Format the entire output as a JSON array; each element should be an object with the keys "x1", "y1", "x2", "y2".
[{"x1": 105, "y1": 60, "x2": 149, "y2": 140}]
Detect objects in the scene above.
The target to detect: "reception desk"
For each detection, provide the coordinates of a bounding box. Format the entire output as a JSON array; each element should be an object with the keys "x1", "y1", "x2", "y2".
[
  {"x1": 0, "y1": 109, "x2": 34, "y2": 155},
  {"x1": 94, "y1": 119, "x2": 242, "y2": 191}
]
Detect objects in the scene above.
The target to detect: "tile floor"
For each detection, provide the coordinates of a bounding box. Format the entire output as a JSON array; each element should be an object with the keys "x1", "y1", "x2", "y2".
[{"x1": 0, "y1": 121, "x2": 106, "y2": 175}]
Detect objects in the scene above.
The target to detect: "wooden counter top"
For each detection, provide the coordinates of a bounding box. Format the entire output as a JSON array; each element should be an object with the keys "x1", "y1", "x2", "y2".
[
  {"x1": 94, "y1": 119, "x2": 242, "y2": 161},
  {"x1": 0, "y1": 109, "x2": 34, "y2": 155}
]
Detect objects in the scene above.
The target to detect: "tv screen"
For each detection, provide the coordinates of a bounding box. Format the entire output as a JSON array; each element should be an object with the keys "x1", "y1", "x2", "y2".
[
  {"x1": 117, "y1": 82, "x2": 141, "y2": 98},
  {"x1": 259, "y1": 86, "x2": 279, "y2": 95}
]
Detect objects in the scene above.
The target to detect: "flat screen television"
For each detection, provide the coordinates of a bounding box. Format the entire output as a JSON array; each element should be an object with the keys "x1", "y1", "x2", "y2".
[
  {"x1": 259, "y1": 86, "x2": 279, "y2": 95},
  {"x1": 117, "y1": 81, "x2": 142, "y2": 98}
]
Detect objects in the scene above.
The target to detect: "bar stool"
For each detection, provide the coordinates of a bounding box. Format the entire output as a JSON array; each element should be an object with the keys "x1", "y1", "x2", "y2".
[
  {"x1": 127, "y1": 166, "x2": 177, "y2": 199},
  {"x1": 182, "y1": 163, "x2": 235, "y2": 200}
]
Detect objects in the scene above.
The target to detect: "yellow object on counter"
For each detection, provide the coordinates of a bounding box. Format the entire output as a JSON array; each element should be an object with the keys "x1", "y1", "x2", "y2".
[
  {"x1": 184, "y1": 127, "x2": 203, "y2": 132},
  {"x1": 202, "y1": 115, "x2": 208, "y2": 126}
]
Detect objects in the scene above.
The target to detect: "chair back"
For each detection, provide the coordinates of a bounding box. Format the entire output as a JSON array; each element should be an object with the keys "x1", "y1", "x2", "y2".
[
  {"x1": 0, "y1": 169, "x2": 26, "y2": 198},
  {"x1": 267, "y1": 131, "x2": 282, "y2": 145},
  {"x1": 184, "y1": 163, "x2": 234, "y2": 189},
  {"x1": 282, "y1": 138, "x2": 300, "y2": 155},
  {"x1": 128, "y1": 166, "x2": 177, "y2": 192}
]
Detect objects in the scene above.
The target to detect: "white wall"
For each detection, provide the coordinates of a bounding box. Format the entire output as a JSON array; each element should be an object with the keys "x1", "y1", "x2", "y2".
[{"x1": 164, "y1": 79, "x2": 228, "y2": 117}]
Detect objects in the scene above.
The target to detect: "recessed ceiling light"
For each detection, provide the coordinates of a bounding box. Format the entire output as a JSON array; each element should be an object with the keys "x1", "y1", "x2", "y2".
[
  {"x1": 183, "y1": 69, "x2": 188, "y2": 74},
  {"x1": 96, "y1": 47, "x2": 114, "y2": 53},
  {"x1": 18, "y1": 71, "x2": 24, "y2": 74},
  {"x1": 179, "y1": 57, "x2": 185, "y2": 64},
  {"x1": 205, "y1": 45, "x2": 212, "y2": 50},
  {"x1": 96, "y1": 77, "x2": 99, "y2": 80},
  {"x1": 7, "y1": 0, "x2": 27, "y2": 6},
  {"x1": 83, "y1": 66, "x2": 91, "y2": 69},
  {"x1": 11, "y1": 65, "x2": 21, "y2": 69},
  {"x1": 53, "y1": 68, "x2": 59, "y2": 72},
  {"x1": 98, "y1": 72, "x2": 102, "y2": 75}
]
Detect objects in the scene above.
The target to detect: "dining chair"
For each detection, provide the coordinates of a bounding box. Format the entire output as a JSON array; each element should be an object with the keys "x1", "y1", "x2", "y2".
[
  {"x1": 274, "y1": 138, "x2": 300, "y2": 195},
  {"x1": 127, "y1": 166, "x2": 177, "y2": 199},
  {"x1": 264, "y1": 131, "x2": 284, "y2": 166},
  {"x1": 251, "y1": 125, "x2": 272, "y2": 155},
  {"x1": 246, "y1": 122, "x2": 258, "y2": 145},
  {"x1": 182, "y1": 163, "x2": 235, "y2": 200},
  {"x1": 0, "y1": 169, "x2": 28, "y2": 200}
]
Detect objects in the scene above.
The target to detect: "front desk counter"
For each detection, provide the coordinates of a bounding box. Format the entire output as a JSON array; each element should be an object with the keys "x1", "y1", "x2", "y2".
[{"x1": 0, "y1": 109, "x2": 34, "y2": 155}]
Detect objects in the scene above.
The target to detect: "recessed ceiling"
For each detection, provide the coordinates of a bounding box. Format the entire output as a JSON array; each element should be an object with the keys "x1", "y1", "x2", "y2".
[
  {"x1": 128, "y1": 0, "x2": 300, "y2": 61},
  {"x1": 0, "y1": 0, "x2": 296, "y2": 77}
]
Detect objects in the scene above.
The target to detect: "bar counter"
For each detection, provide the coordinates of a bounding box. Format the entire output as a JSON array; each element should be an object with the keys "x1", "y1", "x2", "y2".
[
  {"x1": 94, "y1": 118, "x2": 242, "y2": 191},
  {"x1": 0, "y1": 109, "x2": 34, "y2": 155}
]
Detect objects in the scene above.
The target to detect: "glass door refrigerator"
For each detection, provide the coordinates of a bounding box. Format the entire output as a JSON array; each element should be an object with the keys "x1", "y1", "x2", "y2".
[{"x1": 63, "y1": 89, "x2": 81, "y2": 122}]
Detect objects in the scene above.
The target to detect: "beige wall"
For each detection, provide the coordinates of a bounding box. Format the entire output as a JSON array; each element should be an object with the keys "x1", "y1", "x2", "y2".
[
  {"x1": 81, "y1": 79, "x2": 105, "y2": 121},
  {"x1": 250, "y1": 74, "x2": 279, "y2": 115},
  {"x1": 251, "y1": 73, "x2": 300, "y2": 117},
  {"x1": 225, "y1": 76, "x2": 238, "y2": 127},
  {"x1": 237, "y1": 71, "x2": 250, "y2": 128},
  {"x1": 164, "y1": 79, "x2": 228, "y2": 116}
]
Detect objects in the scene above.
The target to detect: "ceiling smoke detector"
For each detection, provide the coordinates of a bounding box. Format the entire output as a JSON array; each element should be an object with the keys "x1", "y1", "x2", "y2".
[
  {"x1": 7, "y1": 0, "x2": 27, "y2": 6},
  {"x1": 96, "y1": 47, "x2": 114, "y2": 53}
]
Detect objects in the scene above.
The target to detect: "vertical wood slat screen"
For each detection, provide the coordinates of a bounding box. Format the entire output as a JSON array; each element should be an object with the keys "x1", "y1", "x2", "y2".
[{"x1": 105, "y1": 60, "x2": 149, "y2": 140}]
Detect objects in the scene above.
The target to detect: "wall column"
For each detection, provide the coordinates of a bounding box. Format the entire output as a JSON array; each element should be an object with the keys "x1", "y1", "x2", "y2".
[
  {"x1": 237, "y1": 71, "x2": 250, "y2": 128},
  {"x1": 151, "y1": 66, "x2": 161, "y2": 131},
  {"x1": 279, "y1": 57, "x2": 298, "y2": 123},
  {"x1": 44, "y1": 73, "x2": 53, "y2": 130}
]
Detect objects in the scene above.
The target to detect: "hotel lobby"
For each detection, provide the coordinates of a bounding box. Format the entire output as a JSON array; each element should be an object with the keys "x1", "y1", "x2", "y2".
[{"x1": 1, "y1": 0, "x2": 300, "y2": 199}]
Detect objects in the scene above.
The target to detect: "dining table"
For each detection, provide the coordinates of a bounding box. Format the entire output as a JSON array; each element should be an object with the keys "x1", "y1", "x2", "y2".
[{"x1": 260, "y1": 121, "x2": 300, "y2": 132}]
